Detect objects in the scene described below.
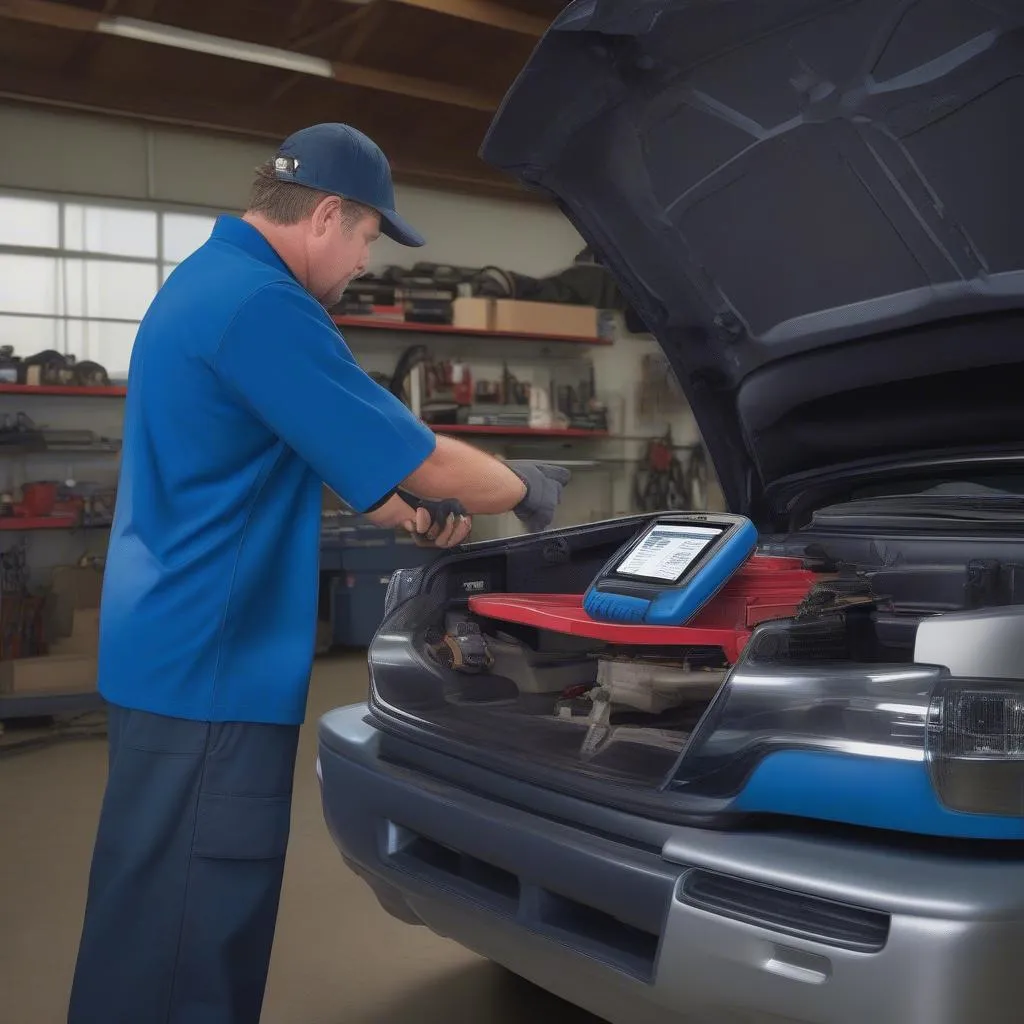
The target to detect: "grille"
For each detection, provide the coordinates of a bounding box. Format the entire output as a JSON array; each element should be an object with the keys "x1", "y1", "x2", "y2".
[{"x1": 679, "y1": 870, "x2": 890, "y2": 953}]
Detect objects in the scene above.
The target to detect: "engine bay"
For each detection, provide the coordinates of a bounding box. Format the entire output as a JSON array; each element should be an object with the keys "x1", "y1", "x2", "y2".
[
  {"x1": 365, "y1": 507, "x2": 1024, "y2": 805},
  {"x1": 371, "y1": 523, "x2": 904, "y2": 789}
]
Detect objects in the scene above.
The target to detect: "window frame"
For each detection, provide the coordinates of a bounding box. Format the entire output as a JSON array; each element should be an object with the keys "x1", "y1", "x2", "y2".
[{"x1": 0, "y1": 187, "x2": 224, "y2": 374}]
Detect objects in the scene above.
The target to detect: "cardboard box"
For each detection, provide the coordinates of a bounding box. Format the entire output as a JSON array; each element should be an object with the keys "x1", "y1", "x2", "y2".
[
  {"x1": 51, "y1": 565, "x2": 104, "y2": 609},
  {"x1": 47, "y1": 564, "x2": 104, "y2": 642},
  {"x1": 491, "y1": 299, "x2": 599, "y2": 339},
  {"x1": 51, "y1": 608, "x2": 100, "y2": 657},
  {"x1": 0, "y1": 654, "x2": 97, "y2": 695},
  {"x1": 451, "y1": 297, "x2": 493, "y2": 331}
]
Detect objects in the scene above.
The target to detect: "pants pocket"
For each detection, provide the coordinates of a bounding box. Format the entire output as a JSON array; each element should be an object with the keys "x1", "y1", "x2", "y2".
[{"x1": 192, "y1": 791, "x2": 292, "y2": 860}]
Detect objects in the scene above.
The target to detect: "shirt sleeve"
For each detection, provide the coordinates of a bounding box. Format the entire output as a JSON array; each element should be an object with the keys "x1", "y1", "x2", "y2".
[{"x1": 211, "y1": 281, "x2": 436, "y2": 512}]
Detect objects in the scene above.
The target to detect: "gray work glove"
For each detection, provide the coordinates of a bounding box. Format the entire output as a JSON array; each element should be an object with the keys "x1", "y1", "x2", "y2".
[
  {"x1": 506, "y1": 461, "x2": 572, "y2": 534},
  {"x1": 397, "y1": 489, "x2": 468, "y2": 531}
]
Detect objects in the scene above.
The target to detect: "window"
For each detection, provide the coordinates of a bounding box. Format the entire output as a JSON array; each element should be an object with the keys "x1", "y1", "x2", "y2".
[
  {"x1": 64, "y1": 260, "x2": 160, "y2": 321},
  {"x1": 0, "y1": 190, "x2": 218, "y2": 376},
  {"x1": 64, "y1": 204, "x2": 158, "y2": 259},
  {"x1": 0, "y1": 195, "x2": 60, "y2": 248},
  {"x1": 0, "y1": 254, "x2": 61, "y2": 316},
  {"x1": 163, "y1": 212, "x2": 217, "y2": 263}
]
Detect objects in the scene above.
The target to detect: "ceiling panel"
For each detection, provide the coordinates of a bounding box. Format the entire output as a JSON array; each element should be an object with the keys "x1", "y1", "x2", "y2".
[{"x1": 0, "y1": 0, "x2": 565, "y2": 197}]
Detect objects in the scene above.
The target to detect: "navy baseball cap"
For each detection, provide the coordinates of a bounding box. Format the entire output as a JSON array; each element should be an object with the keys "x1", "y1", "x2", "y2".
[{"x1": 272, "y1": 123, "x2": 425, "y2": 247}]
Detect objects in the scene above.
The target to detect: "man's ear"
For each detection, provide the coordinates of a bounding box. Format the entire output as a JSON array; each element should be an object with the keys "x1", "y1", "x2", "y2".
[{"x1": 310, "y1": 195, "x2": 339, "y2": 237}]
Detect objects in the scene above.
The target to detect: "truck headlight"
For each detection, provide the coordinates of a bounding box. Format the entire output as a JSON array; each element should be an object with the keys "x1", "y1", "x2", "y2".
[
  {"x1": 927, "y1": 681, "x2": 1024, "y2": 816},
  {"x1": 671, "y1": 614, "x2": 942, "y2": 798}
]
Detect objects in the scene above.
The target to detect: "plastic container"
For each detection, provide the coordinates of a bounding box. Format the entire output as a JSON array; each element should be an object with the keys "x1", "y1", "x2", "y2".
[
  {"x1": 488, "y1": 631, "x2": 594, "y2": 694},
  {"x1": 595, "y1": 657, "x2": 727, "y2": 713},
  {"x1": 19, "y1": 481, "x2": 57, "y2": 517}
]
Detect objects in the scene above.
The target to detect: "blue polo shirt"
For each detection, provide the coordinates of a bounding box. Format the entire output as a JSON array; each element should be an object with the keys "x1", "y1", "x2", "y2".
[{"x1": 97, "y1": 215, "x2": 436, "y2": 725}]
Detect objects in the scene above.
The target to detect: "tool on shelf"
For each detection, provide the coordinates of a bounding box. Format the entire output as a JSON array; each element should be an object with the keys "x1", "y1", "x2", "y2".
[
  {"x1": 501, "y1": 363, "x2": 529, "y2": 406},
  {"x1": 0, "y1": 347, "x2": 112, "y2": 388},
  {"x1": 0, "y1": 539, "x2": 46, "y2": 660},
  {"x1": 474, "y1": 380, "x2": 500, "y2": 404},
  {"x1": 0, "y1": 411, "x2": 120, "y2": 454},
  {"x1": 632, "y1": 428, "x2": 710, "y2": 511},
  {"x1": 418, "y1": 358, "x2": 475, "y2": 425},
  {"x1": 0, "y1": 478, "x2": 117, "y2": 529},
  {"x1": 0, "y1": 412, "x2": 44, "y2": 448},
  {"x1": 553, "y1": 363, "x2": 608, "y2": 433},
  {"x1": 636, "y1": 351, "x2": 686, "y2": 421},
  {"x1": 633, "y1": 428, "x2": 688, "y2": 512}
]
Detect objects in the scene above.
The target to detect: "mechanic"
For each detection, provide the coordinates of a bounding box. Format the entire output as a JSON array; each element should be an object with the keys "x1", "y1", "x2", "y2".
[{"x1": 67, "y1": 122, "x2": 570, "y2": 1024}]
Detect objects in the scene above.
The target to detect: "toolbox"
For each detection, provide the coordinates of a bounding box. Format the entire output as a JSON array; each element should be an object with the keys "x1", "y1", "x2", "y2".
[{"x1": 320, "y1": 521, "x2": 436, "y2": 648}]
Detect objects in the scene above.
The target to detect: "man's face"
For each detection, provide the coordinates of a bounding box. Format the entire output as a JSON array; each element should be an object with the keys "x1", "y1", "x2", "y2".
[{"x1": 307, "y1": 199, "x2": 381, "y2": 307}]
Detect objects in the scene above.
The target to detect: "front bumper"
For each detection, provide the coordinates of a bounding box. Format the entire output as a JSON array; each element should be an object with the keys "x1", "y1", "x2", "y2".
[{"x1": 318, "y1": 704, "x2": 1024, "y2": 1024}]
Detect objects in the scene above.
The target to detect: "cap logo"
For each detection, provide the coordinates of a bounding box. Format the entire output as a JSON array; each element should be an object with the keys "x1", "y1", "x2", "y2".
[{"x1": 275, "y1": 156, "x2": 299, "y2": 175}]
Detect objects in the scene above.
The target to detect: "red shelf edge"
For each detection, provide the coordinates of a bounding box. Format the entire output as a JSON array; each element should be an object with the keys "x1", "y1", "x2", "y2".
[
  {"x1": 0, "y1": 516, "x2": 111, "y2": 531},
  {"x1": 432, "y1": 424, "x2": 609, "y2": 438},
  {"x1": 333, "y1": 315, "x2": 611, "y2": 346},
  {"x1": 0, "y1": 516, "x2": 79, "y2": 530},
  {"x1": 0, "y1": 384, "x2": 126, "y2": 397}
]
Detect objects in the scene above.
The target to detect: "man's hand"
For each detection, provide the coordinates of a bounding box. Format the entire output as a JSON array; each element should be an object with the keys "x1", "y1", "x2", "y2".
[
  {"x1": 506, "y1": 462, "x2": 572, "y2": 533},
  {"x1": 406, "y1": 506, "x2": 472, "y2": 548},
  {"x1": 363, "y1": 492, "x2": 471, "y2": 548},
  {"x1": 397, "y1": 490, "x2": 472, "y2": 548}
]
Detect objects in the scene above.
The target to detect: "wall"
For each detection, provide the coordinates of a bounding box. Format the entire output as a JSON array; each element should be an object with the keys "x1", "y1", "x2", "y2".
[{"x1": 0, "y1": 103, "x2": 587, "y2": 275}]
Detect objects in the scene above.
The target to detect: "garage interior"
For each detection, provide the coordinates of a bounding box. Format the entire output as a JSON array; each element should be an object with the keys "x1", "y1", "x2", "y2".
[{"x1": 0, "y1": 1, "x2": 716, "y2": 1021}]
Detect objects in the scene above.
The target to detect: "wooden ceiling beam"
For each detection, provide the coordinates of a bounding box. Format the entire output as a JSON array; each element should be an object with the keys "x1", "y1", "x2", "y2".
[
  {"x1": 274, "y1": 2, "x2": 388, "y2": 104},
  {"x1": 0, "y1": 0, "x2": 502, "y2": 111},
  {"x1": 285, "y1": 0, "x2": 321, "y2": 40},
  {"x1": 354, "y1": 0, "x2": 549, "y2": 36},
  {"x1": 61, "y1": 0, "x2": 121, "y2": 74},
  {"x1": 338, "y1": 2, "x2": 387, "y2": 62},
  {"x1": 289, "y1": 4, "x2": 365, "y2": 51},
  {"x1": 0, "y1": 0, "x2": 100, "y2": 32},
  {"x1": 329, "y1": 60, "x2": 493, "y2": 110}
]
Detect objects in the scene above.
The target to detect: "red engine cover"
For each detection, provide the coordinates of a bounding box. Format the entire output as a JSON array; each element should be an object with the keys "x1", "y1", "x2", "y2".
[{"x1": 468, "y1": 555, "x2": 822, "y2": 664}]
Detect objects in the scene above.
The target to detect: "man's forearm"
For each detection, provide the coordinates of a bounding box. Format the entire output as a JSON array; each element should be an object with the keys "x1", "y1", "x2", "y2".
[
  {"x1": 363, "y1": 492, "x2": 417, "y2": 529},
  {"x1": 402, "y1": 435, "x2": 526, "y2": 514}
]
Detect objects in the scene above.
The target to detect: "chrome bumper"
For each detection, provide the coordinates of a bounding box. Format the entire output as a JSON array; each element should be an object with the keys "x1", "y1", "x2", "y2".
[{"x1": 317, "y1": 704, "x2": 1024, "y2": 1024}]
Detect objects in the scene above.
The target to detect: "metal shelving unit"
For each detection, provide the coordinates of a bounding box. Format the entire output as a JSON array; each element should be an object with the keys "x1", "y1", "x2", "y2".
[
  {"x1": 0, "y1": 384, "x2": 127, "y2": 397},
  {"x1": 333, "y1": 315, "x2": 611, "y2": 347},
  {"x1": 0, "y1": 387, "x2": 120, "y2": 719},
  {"x1": 0, "y1": 689, "x2": 103, "y2": 720},
  {"x1": 433, "y1": 424, "x2": 609, "y2": 439}
]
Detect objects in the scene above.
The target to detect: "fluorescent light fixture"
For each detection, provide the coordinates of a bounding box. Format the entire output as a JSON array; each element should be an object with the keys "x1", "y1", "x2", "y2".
[{"x1": 97, "y1": 17, "x2": 335, "y2": 78}]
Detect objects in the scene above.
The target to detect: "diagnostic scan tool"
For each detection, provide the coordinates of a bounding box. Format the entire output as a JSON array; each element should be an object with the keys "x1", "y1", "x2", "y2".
[{"x1": 583, "y1": 512, "x2": 758, "y2": 626}]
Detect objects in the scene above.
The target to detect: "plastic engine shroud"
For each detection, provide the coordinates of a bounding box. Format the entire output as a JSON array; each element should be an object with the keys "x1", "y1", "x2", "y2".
[{"x1": 468, "y1": 556, "x2": 821, "y2": 664}]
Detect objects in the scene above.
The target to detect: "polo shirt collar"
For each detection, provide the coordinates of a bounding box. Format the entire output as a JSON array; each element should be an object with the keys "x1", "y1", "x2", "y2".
[{"x1": 211, "y1": 215, "x2": 295, "y2": 278}]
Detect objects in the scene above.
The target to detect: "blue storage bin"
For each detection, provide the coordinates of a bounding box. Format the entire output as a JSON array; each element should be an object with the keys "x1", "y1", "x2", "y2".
[{"x1": 320, "y1": 525, "x2": 436, "y2": 648}]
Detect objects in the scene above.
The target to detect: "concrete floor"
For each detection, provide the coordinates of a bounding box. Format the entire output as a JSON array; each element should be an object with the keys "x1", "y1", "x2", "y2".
[{"x1": 0, "y1": 653, "x2": 600, "y2": 1024}]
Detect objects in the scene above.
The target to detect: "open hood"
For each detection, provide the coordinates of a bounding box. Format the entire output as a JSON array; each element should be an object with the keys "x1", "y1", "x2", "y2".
[{"x1": 480, "y1": 0, "x2": 1024, "y2": 526}]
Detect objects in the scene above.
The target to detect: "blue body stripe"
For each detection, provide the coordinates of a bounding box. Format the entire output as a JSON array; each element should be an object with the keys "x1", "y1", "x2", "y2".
[{"x1": 733, "y1": 750, "x2": 1024, "y2": 840}]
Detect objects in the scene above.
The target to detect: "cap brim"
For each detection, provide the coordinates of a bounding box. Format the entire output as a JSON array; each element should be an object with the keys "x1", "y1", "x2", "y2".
[{"x1": 379, "y1": 208, "x2": 425, "y2": 247}]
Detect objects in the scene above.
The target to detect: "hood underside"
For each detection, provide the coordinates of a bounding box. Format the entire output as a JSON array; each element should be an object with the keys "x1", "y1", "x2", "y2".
[{"x1": 480, "y1": 0, "x2": 1024, "y2": 524}]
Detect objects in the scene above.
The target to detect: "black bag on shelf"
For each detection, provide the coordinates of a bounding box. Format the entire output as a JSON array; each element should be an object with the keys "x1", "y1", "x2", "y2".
[{"x1": 328, "y1": 248, "x2": 643, "y2": 326}]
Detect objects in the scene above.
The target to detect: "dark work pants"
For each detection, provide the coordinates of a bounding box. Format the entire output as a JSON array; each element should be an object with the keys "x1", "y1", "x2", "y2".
[{"x1": 68, "y1": 704, "x2": 301, "y2": 1024}]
